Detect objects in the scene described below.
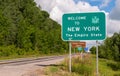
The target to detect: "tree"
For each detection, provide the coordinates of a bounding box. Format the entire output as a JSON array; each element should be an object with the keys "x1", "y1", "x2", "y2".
[
  {"x1": 96, "y1": 32, "x2": 120, "y2": 61},
  {"x1": 90, "y1": 46, "x2": 96, "y2": 54},
  {"x1": 0, "y1": 0, "x2": 68, "y2": 58}
]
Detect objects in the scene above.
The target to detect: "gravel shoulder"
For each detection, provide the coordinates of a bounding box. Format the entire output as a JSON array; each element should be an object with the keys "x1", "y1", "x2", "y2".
[{"x1": 0, "y1": 56, "x2": 65, "y2": 76}]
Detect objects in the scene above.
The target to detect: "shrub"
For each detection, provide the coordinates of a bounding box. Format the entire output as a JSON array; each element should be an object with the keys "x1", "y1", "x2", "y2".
[
  {"x1": 0, "y1": 45, "x2": 16, "y2": 57},
  {"x1": 63, "y1": 56, "x2": 94, "y2": 76},
  {"x1": 107, "y1": 61, "x2": 120, "y2": 71}
]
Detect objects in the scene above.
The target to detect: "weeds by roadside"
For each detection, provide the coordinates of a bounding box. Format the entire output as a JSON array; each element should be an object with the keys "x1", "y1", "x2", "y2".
[{"x1": 22, "y1": 54, "x2": 120, "y2": 76}]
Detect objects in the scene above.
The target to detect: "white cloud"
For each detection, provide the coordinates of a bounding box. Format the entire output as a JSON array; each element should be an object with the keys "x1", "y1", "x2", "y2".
[
  {"x1": 34, "y1": 0, "x2": 55, "y2": 12},
  {"x1": 100, "y1": 0, "x2": 111, "y2": 8},
  {"x1": 109, "y1": 0, "x2": 120, "y2": 20},
  {"x1": 34, "y1": 0, "x2": 99, "y2": 24},
  {"x1": 91, "y1": 0, "x2": 101, "y2": 1},
  {"x1": 34, "y1": 0, "x2": 120, "y2": 46},
  {"x1": 50, "y1": 6, "x2": 63, "y2": 23},
  {"x1": 107, "y1": 16, "x2": 120, "y2": 36},
  {"x1": 76, "y1": 1, "x2": 99, "y2": 12}
]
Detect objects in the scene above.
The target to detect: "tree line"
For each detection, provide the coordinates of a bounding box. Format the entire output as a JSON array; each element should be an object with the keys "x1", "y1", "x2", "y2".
[
  {"x1": 90, "y1": 32, "x2": 120, "y2": 61},
  {"x1": 0, "y1": 0, "x2": 68, "y2": 58}
]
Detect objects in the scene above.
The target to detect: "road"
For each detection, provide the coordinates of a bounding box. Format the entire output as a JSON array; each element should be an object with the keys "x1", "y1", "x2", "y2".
[{"x1": 0, "y1": 55, "x2": 67, "y2": 76}]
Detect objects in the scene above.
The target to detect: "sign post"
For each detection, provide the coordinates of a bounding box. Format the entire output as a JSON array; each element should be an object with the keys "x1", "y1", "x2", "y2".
[
  {"x1": 69, "y1": 42, "x2": 71, "y2": 73},
  {"x1": 62, "y1": 12, "x2": 106, "y2": 74},
  {"x1": 74, "y1": 48, "x2": 75, "y2": 54},
  {"x1": 77, "y1": 47, "x2": 83, "y2": 60},
  {"x1": 96, "y1": 40, "x2": 99, "y2": 76}
]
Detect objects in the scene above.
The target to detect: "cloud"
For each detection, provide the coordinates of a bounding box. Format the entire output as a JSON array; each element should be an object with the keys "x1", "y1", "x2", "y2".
[
  {"x1": 91, "y1": 0, "x2": 101, "y2": 1},
  {"x1": 34, "y1": 0, "x2": 120, "y2": 46},
  {"x1": 34, "y1": 0, "x2": 99, "y2": 24},
  {"x1": 50, "y1": 6, "x2": 63, "y2": 23},
  {"x1": 109, "y1": 0, "x2": 120, "y2": 20},
  {"x1": 100, "y1": 0, "x2": 111, "y2": 8},
  {"x1": 76, "y1": 1, "x2": 99, "y2": 12},
  {"x1": 34, "y1": 0, "x2": 55, "y2": 12},
  {"x1": 107, "y1": 16, "x2": 120, "y2": 36}
]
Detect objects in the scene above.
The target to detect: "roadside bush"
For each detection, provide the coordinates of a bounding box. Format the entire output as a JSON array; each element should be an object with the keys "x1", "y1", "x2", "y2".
[
  {"x1": 0, "y1": 45, "x2": 37, "y2": 58},
  {"x1": 107, "y1": 61, "x2": 120, "y2": 71},
  {"x1": 0, "y1": 45, "x2": 16, "y2": 57},
  {"x1": 114, "y1": 73, "x2": 120, "y2": 76},
  {"x1": 63, "y1": 55, "x2": 94, "y2": 76},
  {"x1": 72, "y1": 63, "x2": 92, "y2": 76}
]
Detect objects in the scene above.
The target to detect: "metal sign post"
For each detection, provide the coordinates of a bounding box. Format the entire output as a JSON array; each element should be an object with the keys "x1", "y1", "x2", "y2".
[
  {"x1": 96, "y1": 40, "x2": 99, "y2": 76},
  {"x1": 74, "y1": 48, "x2": 75, "y2": 54},
  {"x1": 81, "y1": 51, "x2": 83, "y2": 60},
  {"x1": 69, "y1": 42, "x2": 72, "y2": 73},
  {"x1": 77, "y1": 47, "x2": 83, "y2": 60}
]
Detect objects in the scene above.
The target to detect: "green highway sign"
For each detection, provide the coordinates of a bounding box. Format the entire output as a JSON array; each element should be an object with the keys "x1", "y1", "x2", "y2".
[
  {"x1": 62, "y1": 12, "x2": 106, "y2": 41},
  {"x1": 77, "y1": 47, "x2": 82, "y2": 51}
]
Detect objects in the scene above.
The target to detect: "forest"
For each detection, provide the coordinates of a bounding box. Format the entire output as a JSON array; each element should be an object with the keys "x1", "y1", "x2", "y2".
[
  {"x1": 90, "y1": 32, "x2": 120, "y2": 61},
  {"x1": 0, "y1": 0, "x2": 68, "y2": 58}
]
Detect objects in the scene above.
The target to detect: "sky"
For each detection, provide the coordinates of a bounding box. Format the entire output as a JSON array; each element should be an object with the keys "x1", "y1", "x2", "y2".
[{"x1": 34, "y1": 0, "x2": 120, "y2": 48}]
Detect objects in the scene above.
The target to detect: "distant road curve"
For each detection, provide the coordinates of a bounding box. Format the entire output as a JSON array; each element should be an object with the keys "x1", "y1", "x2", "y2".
[{"x1": 0, "y1": 55, "x2": 69, "y2": 66}]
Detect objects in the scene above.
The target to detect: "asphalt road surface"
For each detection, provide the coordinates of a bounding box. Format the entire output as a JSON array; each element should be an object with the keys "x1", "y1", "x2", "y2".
[{"x1": 0, "y1": 55, "x2": 67, "y2": 76}]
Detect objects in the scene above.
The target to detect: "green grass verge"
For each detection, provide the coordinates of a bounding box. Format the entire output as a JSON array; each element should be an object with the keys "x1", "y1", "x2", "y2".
[
  {"x1": 0, "y1": 52, "x2": 66, "y2": 60},
  {"x1": 44, "y1": 54, "x2": 120, "y2": 76}
]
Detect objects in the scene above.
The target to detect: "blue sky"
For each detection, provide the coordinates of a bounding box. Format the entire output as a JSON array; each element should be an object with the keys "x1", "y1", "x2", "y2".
[{"x1": 74, "y1": 0, "x2": 116, "y2": 12}]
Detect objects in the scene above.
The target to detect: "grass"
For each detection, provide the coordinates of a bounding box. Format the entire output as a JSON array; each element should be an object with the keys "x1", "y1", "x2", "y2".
[
  {"x1": 44, "y1": 54, "x2": 120, "y2": 76},
  {"x1": 98, "y1": 59, "x2": 120, "y2": 76},
  {"x1": 0, "y1": 52, "x2": 65, "y2": 60},
  {"x1": 45, "y1": 66, "x2": 80, "y2": 76}
]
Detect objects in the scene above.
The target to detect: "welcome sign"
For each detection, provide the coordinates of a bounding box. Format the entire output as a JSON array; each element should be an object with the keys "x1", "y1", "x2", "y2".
[{"x1": 62, "y1": 12, "x2": 106, "y2": 41}]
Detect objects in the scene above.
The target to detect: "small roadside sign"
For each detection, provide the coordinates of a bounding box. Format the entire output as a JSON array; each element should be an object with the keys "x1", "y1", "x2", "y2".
[
  {"x1": 71, "y1": 42, "x2": 86, "y2": 48},
  {"x1": 84, "y1": 47, "x2": 89, "y2": 52},
  {"x1": 77, "y1": 47, "x2": 82, "y2": 51}
]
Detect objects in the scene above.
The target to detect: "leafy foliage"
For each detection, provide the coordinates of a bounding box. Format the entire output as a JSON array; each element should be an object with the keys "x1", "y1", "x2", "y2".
[
  {"x1": 90, "y1": 46, "x2": 96, "y2": 54},
  {"x1": 90, "y1": 32, "x2": 120, "y2": 61},
  {"x1": 0, "y1": 0, "x2": 68, "y2": 58}
]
